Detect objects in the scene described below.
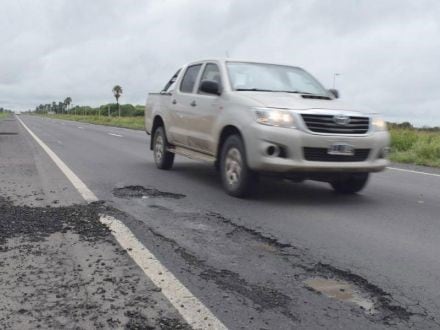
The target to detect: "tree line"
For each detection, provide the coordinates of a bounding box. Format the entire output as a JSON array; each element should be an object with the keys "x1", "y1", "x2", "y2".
[
  {"x1": 32, "y1": 85, "x2": 144, "y2": 117},
  {"x1": 388, "y1": 121, "x2": 440, "y2": 132}
]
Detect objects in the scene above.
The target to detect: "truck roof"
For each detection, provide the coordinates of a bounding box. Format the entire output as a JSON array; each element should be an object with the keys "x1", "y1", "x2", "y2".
[{"x1": 185, "y1": 58, "x2": 301, "y2": 69}]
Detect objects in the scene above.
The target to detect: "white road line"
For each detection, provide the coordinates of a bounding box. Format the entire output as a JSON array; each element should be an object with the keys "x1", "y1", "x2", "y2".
[
  {"x1": 388, "y1": 167, "x2": 440, "y2": 178},
  {"x1": 17, "y1": 117, "x2": 98, "y2": 202},
  {"x1": 101, "y1": 215, "x2": 226, "y2": 330},
  {"x1": 108, "y1": 133, "x2": 123, "y2": 137},
  {"x1": 16, "y1": 116, "x2": 226, "y2": 330},
  {"x1": 77, "y1": 126, "x2": 84, "y2": 129}
]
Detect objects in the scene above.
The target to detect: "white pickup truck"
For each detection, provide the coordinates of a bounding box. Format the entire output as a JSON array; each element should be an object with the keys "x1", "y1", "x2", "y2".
[{"x1": 145, "y1": 59, "x2": 390, "y2": 197}]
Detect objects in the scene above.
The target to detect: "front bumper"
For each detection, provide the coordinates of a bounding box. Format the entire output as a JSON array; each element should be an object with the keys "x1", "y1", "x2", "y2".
[{"x1": 242, "y1": 123, "x2": 390, "y2": 173}]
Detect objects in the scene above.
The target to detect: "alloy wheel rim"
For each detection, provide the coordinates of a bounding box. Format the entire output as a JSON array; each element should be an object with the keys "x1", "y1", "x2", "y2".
[
  {"x1": 225, "y1": 147, "x2": 242, "y2": 186},
  {"x1": 155, "y1": 135, "x2": 164, "y2": 163}
]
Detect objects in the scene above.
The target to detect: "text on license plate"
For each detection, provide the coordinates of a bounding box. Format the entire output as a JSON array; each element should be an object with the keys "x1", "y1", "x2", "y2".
[{"x1": 328, "y1": 143, "x2": 355, "y2": 156}]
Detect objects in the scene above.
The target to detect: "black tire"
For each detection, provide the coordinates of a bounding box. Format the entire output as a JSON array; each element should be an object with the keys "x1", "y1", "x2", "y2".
[
  {"x1": 153, "y1": 126, "x2": 174, "y2": 170},
  {"x1": 330, "y1": 173, "x2": 369, "y2": 194},
  {"x1": 220, "y1": 135, "x2": 257, "y2": 197}
]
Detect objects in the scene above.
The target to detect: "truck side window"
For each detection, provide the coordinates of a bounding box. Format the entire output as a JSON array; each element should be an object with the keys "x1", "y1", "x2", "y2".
[
  {"x1": 199, "y1": 63, "x2": 221, "y2": 93},
  {"x1": 180, "y1": 64, "x2": 202, "y2": 93},
  {"x1": 162, "y1": 69, "x2": 181, "y2": 93}
]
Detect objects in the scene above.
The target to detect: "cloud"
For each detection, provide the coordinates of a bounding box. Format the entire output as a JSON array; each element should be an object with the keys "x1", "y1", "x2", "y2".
[{"x1": 0, "y1": 0, "x2": 439, "y2": 125}]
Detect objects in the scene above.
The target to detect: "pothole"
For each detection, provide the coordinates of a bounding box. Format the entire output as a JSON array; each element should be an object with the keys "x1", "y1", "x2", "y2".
[
  {"x1": 113, "y1": 186, "x2": 186, "y2": 199},
  {"x1": 305, "y1": 277, "x2": 376, "y2": 315}
]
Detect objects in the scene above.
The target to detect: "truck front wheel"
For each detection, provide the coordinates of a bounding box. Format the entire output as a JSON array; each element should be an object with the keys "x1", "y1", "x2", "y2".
[
  {"x1": 220, "y1": 135, "x2": 257, "y2": 197},
  {"x1": 153, "y1": 126, "x2": 174, "y2": 170},
  {"x1": 330, "y1": 173, "x2": 369, "y2": 194}
]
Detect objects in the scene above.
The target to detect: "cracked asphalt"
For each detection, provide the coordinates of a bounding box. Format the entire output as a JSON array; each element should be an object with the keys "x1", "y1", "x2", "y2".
[{"x1": 1, "y1": 114, "x2": 440, "y2": 329}]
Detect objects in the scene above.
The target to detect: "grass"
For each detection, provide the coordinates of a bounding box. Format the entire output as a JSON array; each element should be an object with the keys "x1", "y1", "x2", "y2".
[
  {"x1": 36, "y1": 113, "x2": 440, "y2": 168},
  {"x1": 41, "y1": 114, "x2": 145, "y2": 130},
  {"x1": 389, "y1": 128, "x2": 440, "y2": 168},
  {"x1": 0, "y1": 112, "x2": 10, "y2": 120}
]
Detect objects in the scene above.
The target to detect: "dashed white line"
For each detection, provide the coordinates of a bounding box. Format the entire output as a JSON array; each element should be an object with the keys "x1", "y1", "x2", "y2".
[
  {"x1": 16, "y1": 116, "x2": 226, "y2": 330},
  {"x1": 108, "y1": 133, "x2": 123, "y2": 137},
  {"x1": 77, "y1": 126, "x2": 84, "y2": 129},
  {"x1": 388, "y1": 167, "x2": 440, "y2": 178}
]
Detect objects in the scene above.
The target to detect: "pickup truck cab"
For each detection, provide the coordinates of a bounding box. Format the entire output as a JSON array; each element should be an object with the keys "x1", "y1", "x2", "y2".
[{"x1": 145, "y1": 59, "x2": 390, "y2": 197}]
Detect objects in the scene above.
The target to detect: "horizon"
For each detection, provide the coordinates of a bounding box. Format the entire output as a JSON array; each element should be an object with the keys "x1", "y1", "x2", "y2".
[{"x1": 1, "y1": 1, "x2": 439, "y2": 126}]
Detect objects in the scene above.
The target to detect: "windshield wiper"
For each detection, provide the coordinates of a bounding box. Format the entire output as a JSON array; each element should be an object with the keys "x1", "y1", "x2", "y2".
[
  {"x1": 235, "y1": 88, "x2": 276, "y2": 92},
  {"x1": 235, "y1": 88, "x2": 316, "y2": 94},
  {"x1": 279, "y1": 90, "x2": 313, "y2": 94}
]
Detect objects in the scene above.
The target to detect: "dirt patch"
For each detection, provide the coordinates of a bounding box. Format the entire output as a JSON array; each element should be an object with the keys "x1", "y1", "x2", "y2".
[
  {"x1": 113, "y1": 186, "x2": 186, "y2": 199},
  {"x1": 304, "y1": 277, "x2": 376, "y2": 314},
  {"x1": 310, "y1": 263, "x2": 418, "y2": 324}
]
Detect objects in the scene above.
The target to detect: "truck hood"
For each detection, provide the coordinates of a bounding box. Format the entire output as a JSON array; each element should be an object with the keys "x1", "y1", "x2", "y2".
[{"x1": 241, "y1": 92, "x2": 373, "y2": 115}]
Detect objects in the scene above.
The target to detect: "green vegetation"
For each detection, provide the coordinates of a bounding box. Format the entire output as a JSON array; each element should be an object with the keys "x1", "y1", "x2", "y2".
[
  {"x1": 0, "y1": 112, "x2": 9, "y2": 120},
  {"x1": 389, "y1": 128, "x2": 440, "y2": 167},
  {"x1": 0, "y1": 107, "x2": 12, "y2": 120},
  {"x1": 34, "y1": 102, "x2": 144, "y2": 117},
  {"x1": 112, "y1": 85, "x2": 123, "y2": 117},
  {"x1": 42, "y1": 114, "x2": 145, "y2": 130}
]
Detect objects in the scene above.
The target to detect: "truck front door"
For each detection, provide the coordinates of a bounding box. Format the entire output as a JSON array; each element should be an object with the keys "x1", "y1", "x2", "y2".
[
  {"x1": 184, "y1": 62, "x2": 223, "y2": 154},
  {"x1": 169, "y1": 63, "x2": 203, "y2": 147}
]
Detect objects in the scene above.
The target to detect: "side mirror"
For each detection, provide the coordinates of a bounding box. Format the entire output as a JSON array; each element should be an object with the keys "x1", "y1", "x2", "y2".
[
  {"x1": 328, "y1": 89, "x2": 339, "y2": 99},
  {"x1": 200, "y1": 80, "x2": 220, "y2": 95}
]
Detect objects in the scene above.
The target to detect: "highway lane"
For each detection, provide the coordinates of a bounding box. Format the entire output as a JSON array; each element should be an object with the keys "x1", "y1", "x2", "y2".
[
  {"x1": 16, "y1": 115, "x2": 440, "y2": 328},
  {"x1": 0, "y1": 116, "x2": 193, "y2": 329}
]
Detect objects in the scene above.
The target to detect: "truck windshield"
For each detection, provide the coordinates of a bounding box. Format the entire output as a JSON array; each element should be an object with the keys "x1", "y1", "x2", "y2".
[{"x1": 227, "y1": 62, "x2": 329, "y2": 96}]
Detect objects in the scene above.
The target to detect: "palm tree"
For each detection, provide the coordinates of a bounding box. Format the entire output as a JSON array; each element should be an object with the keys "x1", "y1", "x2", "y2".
[
  {"x1": 64, "y1": 97, "x2": 72, "y2": 114},
  {"x1": 112, "y1": 85, "x2": 123, "y2": 117}
]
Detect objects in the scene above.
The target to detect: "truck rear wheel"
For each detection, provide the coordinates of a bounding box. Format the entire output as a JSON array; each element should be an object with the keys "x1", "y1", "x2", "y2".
[
  {"x1": 330, "y1": 173, "x2": 369, "y2": 194},
  {"x1": 220, "y1": 135, "x2": 257, "y2": 197},
  {"x1": 153, "y1": 126, "x2": 174, "y2": 170}
]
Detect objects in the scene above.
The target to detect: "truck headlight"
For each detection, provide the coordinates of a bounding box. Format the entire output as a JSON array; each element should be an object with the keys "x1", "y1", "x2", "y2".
[
  {"x1": 254, "y1": 108, "x2": 296, "y2": 128},
  {"x1": 372, "y1": 117, "x2": 387, "y2": 131}
]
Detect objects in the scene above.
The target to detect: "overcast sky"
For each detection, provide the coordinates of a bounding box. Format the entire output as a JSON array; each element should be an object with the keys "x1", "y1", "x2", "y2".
[{"x1": 1, "y1": 0, "x2": 439, "y2": 125}]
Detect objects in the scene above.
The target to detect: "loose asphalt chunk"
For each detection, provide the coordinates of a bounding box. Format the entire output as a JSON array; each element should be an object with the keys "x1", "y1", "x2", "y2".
[
  {"x1": 0, "y1": 197, "x2": 190, "y2": 329},
  {"x1": 113, "y1": 186, "x2": 186, "y2": 200}
]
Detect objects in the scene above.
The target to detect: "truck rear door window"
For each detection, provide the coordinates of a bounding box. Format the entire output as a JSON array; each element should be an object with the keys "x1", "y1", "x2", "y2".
[{"x1": 180, "y1": 64, "x2": 202, "y2": 93}]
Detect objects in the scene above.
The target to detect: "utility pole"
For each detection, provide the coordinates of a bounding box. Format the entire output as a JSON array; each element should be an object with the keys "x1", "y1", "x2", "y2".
[
  {"x1": 333, "y1": 73, "x2": 340, "y2": 89},
  {"x1": 108, "y1": 105, "x2": 110, "y2": 117}
]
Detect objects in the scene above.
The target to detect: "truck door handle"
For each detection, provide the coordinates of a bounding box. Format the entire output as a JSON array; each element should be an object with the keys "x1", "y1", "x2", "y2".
[
  {"x1": 172, "y1": 99, "x2": 177, "y2": 105},
  {"x1": 190, "y1": 100, "x2": 197, "y2": 107}
]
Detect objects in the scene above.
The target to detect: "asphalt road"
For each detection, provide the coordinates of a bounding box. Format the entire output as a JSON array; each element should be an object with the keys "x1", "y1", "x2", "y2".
[{"x1": 1, "y1": 114, "x2": 440, "y2": 329}]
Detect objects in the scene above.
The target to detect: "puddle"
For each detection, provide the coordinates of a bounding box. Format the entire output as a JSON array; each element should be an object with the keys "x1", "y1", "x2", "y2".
[
  {"x1": 305, "y1": 277, "x2": 376, "y2": 314},
  {"x1": 113, "y1": 186, "x2": 186, "y2": 199}
]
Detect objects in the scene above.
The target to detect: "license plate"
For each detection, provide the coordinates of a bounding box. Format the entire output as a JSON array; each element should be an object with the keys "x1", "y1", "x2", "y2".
[{"x1": 328, "y1": 143, "x2": 355, "y2": 156}]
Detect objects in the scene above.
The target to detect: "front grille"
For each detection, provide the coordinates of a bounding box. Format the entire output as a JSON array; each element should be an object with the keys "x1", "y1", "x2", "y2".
[
  {"x1": 303, "y1": 147, "x2": 370, "y2": 162},
  {"x1": 301, "y1": 114, "x2": 370, "y2": 134}
]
